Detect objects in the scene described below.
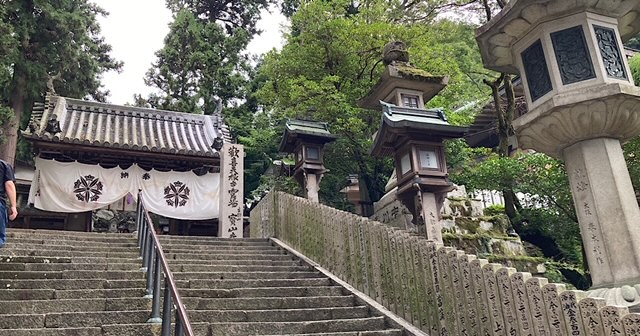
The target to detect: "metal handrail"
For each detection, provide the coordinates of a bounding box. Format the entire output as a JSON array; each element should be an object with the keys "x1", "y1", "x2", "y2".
[{"x1": 136, "y1": 192, "x2": 195, "y2": 336}]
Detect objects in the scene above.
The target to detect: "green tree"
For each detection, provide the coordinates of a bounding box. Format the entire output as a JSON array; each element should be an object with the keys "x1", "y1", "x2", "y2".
[
  {"x1": 141, "y1": 0, "x2": 271, "y2": 114},
  {"x1": 139, "y1": 1, "x2": 279, "y2": 200},
  {"x1": 450, "y1": 150, "x2": 589, "y2": 287},
  {"x1": 0, "y1": 0, "x2": 122, "y2": 165},
  {"x1": 257, "y1": 0, "x2": 489, "y2": 209},
  {"x1": 0, "y1": 3, "x2": 16, "y2": 143},
  {"x1": 629, "y1": 54, "x2": 640, "y2": 86}
]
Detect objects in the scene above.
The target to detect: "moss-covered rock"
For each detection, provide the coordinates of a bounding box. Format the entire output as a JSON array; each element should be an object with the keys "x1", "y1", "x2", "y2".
[
  {"x1": 454, "y1": 217, "x2": 481, "y2": 234},
  {"x1": 486, "y1": 255, "x2": 547, "y2": 276}
]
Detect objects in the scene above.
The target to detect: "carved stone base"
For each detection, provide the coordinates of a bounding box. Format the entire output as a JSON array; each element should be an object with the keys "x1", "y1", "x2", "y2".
[{"x1": 514, "y1": 85, "x2": 640, "y2": 158}]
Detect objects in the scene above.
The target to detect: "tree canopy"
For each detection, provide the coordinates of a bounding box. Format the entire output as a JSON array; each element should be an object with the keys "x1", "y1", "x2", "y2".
[
  {"x1": 0, "y1": 0, "x2": 122, "y2": 165},
  {"x1": 255, "y1": 0, "x2": 490, "y2": 207},
  {"x1": 138, "y1": 0, "x2": 272, "y2": 114}
]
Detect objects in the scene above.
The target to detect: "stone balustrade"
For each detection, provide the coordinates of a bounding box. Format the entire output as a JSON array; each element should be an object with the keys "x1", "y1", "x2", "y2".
[{"x1": 250, "y1": 191, "x2": 640, "y2": 335}]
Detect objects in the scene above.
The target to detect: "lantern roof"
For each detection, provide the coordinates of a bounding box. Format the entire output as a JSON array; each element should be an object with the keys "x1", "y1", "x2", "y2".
[
  {"x1": 359, "y1": 62, "x2": 449, "y2": 110},
  {"x1": 370, "y1": 101, "x2": 467, "y2": 157},
  {"x1": 476, "y1": 0, "x2": 640, "y2": 74},
  {"x1": 278, "y1": 119, "x2": 337, "y2": 153}
]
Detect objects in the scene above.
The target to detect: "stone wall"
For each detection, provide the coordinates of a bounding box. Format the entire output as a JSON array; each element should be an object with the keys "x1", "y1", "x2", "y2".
[{"x1": 251, "y1": 191, "x2": 640, "y2": 335}]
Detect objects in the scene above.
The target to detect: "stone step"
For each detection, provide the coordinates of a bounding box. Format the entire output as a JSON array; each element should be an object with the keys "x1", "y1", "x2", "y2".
[
  {"x1": 74, "y1": 288, "x2": 146, "y2": 300},
  {"x1": 164, "y1": 247, "x2": 285, "y2": 255},
  {"x1": 0, "y1": 327, "x2": 102, "y2": 336},
  {"x1": 68, "y1": 257, "x2": 141, "y2": 264},
  {"x1": 161, "y1": 242, "x2": 274, "y2": 250},
  {"x1": 178, "y1": 286, "x2": 344, "y2": 298},
  {"x1": 0, "y1": 279, "x2": 146, "y2": 290},
  {"x1": 188, "y1": 306, "x2": 370, "y2": 323},
  {"x1": 55, "y1": 288, "x2": 146, "y2": 299},
  {"x1": 8, "y1": 228, "x2": 128, "y2": 236},
  {"x1": 0, "y1": 297, "x2": 150, "y2": 314},
  {"x1": 184, "y1": 295, "x2": 356, "y2": 310},
  {"x1": 45, "y1": 310, "x2": 150, "y2": 328},
  {"x1": 0, "y1": 288, "x2": 145, "y2": 300},
  {"x1": 159, "y1": 236, "x2": 268, "y2": 244},
  {"x1": 0, "y1": 270, "x2": 145, "y2": 280},
  {"x1": 173, "y1": 271, "x2": 321, "y2": 281},
  {"x1": 0, "y1": 263, "x2": 140, "y2": 272},
  {"x1": 186, "y1": 278, "x2": 333, "y2": 289},
  {"x1": 208, "y1": 317, "x2": 388, "y2": 336},
  {"x1": 0, "y1": 310, "x2": 151, "y2": 329},
  {"x1": 260, "y1": 331, "x2": 404, "y2": 336},
  {"x1": 167, "y1": 258, "x2": 301, "y2": 267},
  {"x1": 0, "y1": 249, "x2": 139, "y2": 259},
  {"x1": 0, "y1": 256, "x2": 71, "y2": 264},
  {"x1": 175, "y1": 264, "x2": 312, "y2": 273},
  {"x1": 6, "y1": 238, "x2": 138, "y2": 248},
  {"x1": 168, "y1": 252, "x2": 295, "y2": 261},
  {"x1": 7, "y1": 231, "x2": 137, "y2": 243},
  {"x1": 0, "y1": 314, "x2": 45, "y2": 329},
  {"x1": 100, "y1": 322, "x2": 210, "y2": 336},
  {"x1": 0, "y1": 231, "x2": 402, "y2": 336},
  {"x1": 3, "y1": 243, "x2": 138, "y2": 253}
]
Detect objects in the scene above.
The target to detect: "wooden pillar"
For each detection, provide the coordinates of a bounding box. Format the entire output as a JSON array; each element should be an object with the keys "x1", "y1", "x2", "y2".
[{"x1": 218, "y1": 143, "x2": 244, "y2": 238}]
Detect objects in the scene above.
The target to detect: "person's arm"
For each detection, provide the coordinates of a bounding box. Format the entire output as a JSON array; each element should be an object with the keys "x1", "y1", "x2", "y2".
[{"x1": 5, "y1": 180, "x2": 16, "y2": 220}]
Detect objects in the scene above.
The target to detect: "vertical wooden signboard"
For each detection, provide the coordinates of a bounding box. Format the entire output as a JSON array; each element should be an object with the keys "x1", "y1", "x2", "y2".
[{"x1": 219, "y1": 143, "x2": 244, "y2": 238}]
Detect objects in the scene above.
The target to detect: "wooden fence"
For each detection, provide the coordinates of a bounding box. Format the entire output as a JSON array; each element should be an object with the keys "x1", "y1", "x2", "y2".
[{"x1": 250, "y1": 191, "x2": 640, "y2": 336}]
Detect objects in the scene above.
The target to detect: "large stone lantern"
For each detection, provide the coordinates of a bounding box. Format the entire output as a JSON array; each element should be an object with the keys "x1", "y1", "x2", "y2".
[
  {"x1": 278, "y1": 119, "x2": 337, "y2": 202},
  {"x1": 363, "y1": 42, "x2": 467, "y2": 243},
  {"x1": 477, "y1": 0, "x2": 640, "y2": 306}
]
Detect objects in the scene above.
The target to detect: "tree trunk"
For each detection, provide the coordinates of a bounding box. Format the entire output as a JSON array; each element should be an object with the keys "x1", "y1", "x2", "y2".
[
  {"x1": 502, "y1": 188, "x2": 519, "y2": 219},
  {"x1": 0, "y1": 67, "x2": 27, "y2": 166},
  {"x1": 352, "y1": 148, "x2": 382, "y2": 217}
]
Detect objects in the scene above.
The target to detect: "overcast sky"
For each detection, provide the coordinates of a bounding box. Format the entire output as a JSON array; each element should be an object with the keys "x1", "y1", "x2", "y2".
[{"x1": 95, "y1": 1, "x2": 286, "y2": 105}]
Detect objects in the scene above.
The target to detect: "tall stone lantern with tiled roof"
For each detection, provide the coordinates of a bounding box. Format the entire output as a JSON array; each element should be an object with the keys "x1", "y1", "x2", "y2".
[
  {"x1": 362, "y1": 42, "x2": 467, "y2": 243},
  {"x1": 278, "y1": 119, "x2": 337, "y2": 203},
  {"x1": 477, "y1": 0, "x2": 640, "y2": 306}
]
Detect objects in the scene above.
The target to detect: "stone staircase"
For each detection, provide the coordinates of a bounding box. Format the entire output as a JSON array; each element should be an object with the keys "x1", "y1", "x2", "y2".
[
  {"x1": 0, "y1": 228, "x2": 409, "y2": 336},
  {"x1": 158, "y1": 234, "x2": 406, "y2": 336},
  {"x1": 0, "y1": 228, "x2": 152, "y2": 336}
]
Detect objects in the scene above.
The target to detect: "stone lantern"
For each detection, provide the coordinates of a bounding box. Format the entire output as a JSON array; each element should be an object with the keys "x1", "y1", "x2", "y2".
[
  {"x1": 363, "y1": 42, "x2": 467, "y2": 243},
  {"x1": 278, "y1": 119, "x2": 337, "y2": 202},
  {"x1": 477, "y1": 0, "x2": 640, "y2": 306}
]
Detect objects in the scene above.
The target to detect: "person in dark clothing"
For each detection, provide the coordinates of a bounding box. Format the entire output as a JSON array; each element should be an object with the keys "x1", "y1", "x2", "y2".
[{"x1": 0, "y1": 160, "x2": 17, "y2": 247}]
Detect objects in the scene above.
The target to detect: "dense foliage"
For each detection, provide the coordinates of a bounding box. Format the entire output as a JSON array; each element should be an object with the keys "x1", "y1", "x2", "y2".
[
  {"x1": 256, "y1": 0, "x2": 490, "y2": 208},
  {"x1": 0, "y1": 0, "x2": 122, "y2": 165},
  {"x1": 137, "y1": 0, "x2": 271, "y2": 114}
]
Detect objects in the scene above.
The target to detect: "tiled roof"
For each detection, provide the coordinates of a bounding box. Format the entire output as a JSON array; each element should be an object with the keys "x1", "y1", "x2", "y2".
[
  {"x1": 278, "y1": 119, "x2": 337, "y2": 153},
  {"x1": 371, "y1": 101, "x2": 467, "y2": 157},
  {"x1": 285, "y1": 119, "x2": 334, "y2": 137},
  {"x1": 23, "y1": 95, "x2": 231, "y2": 158}
]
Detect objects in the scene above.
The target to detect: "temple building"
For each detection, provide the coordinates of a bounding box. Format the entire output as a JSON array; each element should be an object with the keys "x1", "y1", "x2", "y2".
[{"x1": 17, "y1": 94, "x2": 242, "y2": 236}]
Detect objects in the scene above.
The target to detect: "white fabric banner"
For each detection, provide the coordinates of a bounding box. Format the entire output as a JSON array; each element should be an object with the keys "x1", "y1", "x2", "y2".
[{"x1": 29, "y1": 157, "x2": 220, "y2": 220}]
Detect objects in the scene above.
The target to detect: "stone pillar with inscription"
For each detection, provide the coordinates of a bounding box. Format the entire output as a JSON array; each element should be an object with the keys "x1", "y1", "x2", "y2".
[
  {"x1": 218, "y1": 143, "x2": 244, "y2": 238},
  {"x1": 415, "y1": 191, "x2": 444, "y2": 244},
  {"x1": 476, "y1": 0, "x2": 640, "y2": 306}
]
